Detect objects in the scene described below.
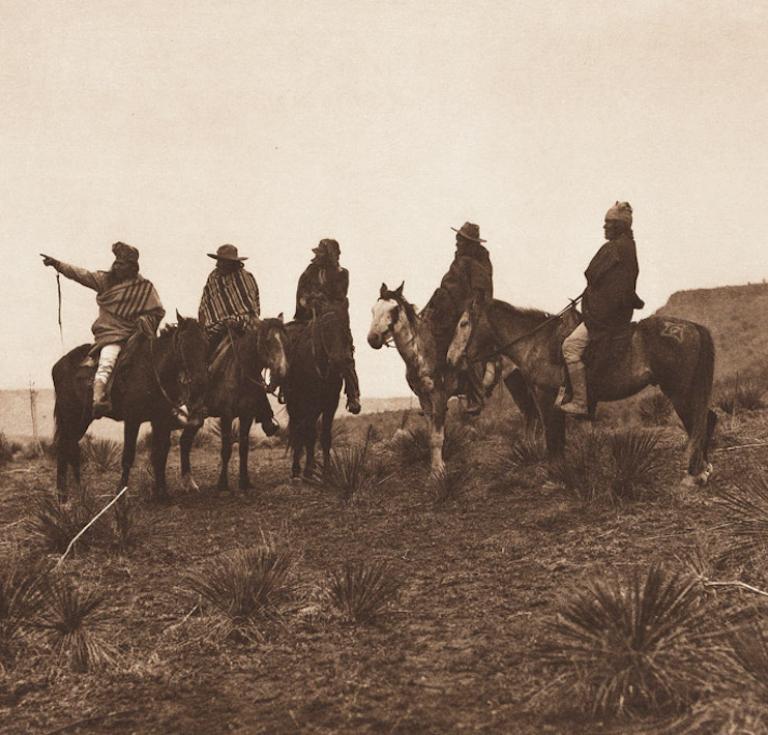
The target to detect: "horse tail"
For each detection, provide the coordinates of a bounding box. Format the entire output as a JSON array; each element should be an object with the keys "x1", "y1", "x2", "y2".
[{"x1": 687, "y1": 323, "x2": 716, "y2": 473}]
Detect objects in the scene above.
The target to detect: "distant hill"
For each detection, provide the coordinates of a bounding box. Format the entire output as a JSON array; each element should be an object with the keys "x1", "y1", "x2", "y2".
[
  {"x1": 655, "y1": 282, "x2": 768, "y2": 379},
  {"x1": 0, "y1": 389, "x2": 415, "y2": 442}
]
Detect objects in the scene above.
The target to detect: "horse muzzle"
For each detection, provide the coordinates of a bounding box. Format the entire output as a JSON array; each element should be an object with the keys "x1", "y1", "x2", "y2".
[{"x1": 367, "y1": 332, "x2": 384, "y2": 349}]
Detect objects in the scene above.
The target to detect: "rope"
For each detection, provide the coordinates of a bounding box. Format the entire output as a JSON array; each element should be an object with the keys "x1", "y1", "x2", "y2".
[
  {"x1": 56, "y1": 273, "x2": 64, "y2": 352},
  {"x1": 472, "y1": 295, "x2": 583, "y2": 364}
]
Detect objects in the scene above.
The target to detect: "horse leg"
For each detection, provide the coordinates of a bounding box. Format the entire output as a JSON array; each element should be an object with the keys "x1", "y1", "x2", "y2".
[
  {"x1": 217, "y1": 416, "x2": 233, "y2": 492},
  {"x1": 119, "y1": 421, "x2": 140, "y2": 492},
  {"x1": 534, "y1": 387, "x2": 564, "y2": 458},
  {"x1": 669, "y1": 391, "x2": 713, "y2": 487},
  {"x1": 290, "y1": 415, "x2": 303, "y2": 480},
  {"x1": 179, "y1": 425, "x2": 200, "y2": 493},
  {"x1": 238, "y1": 415, "x2": 254, "y2": 490},
  {"x1": 429, "y1": 394, "x2": 447, "y2": 474},
  {"x1": 303, "y1": 418, "x2": 318, "y2": 481},
  {"x1": 320, "y1": 409, "x2": 333, "y2": 474},
  {"x1": 150, "y1": 420, "x2": 172, "y2": 502}
]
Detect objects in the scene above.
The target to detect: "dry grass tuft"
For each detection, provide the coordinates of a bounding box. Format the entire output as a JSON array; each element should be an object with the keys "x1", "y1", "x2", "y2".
[
  {"x1": 326, "y1": 559, "x2": 400, "y2": 624},
  {"x1": 716, "y1": 375, "x2": 766, "y2": 414},
  {"x1": 428, "y1": 466, "x2": 469, "y2": 506},
  {"x1": 715, "y1": 474, "x2": 768, "y2": 568},
  {"x1": 0, "y1": 432, "x2": 21, "y2": 468},
  {"x1": 549, "y1": 428, "x2": 661, "y2": 503},
  {"x1": 82, "y1": 435, "x2": 122, "y2": 472},
  {"x1": 0, "y1": 551, "x2": 47, "y2": 670},
  {"x1": 638, "y1": 391, "x2": 673, "y2": 426},
  {"x1": 544, "y1": 563, "x2": 716, "y2": 718},
  {"x1": 185, "y1": 540, "x2": 293, "y2": 640},
  {"x1": 315, "y1": 426, "x2": 387, "y2": 502},
  {"x1": 36, "y1": 578, "x2": 114, "y2": 673},
  {"x1": 395, "y1": 423, "x2": 471, "y2": 466}
]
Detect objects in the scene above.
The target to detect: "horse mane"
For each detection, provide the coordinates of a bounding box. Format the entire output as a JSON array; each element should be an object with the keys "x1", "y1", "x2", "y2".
[
  {"x1": 488, "y1": 299, "x2": 552, "y2": 326},
  {"x1": 158, "y1": 324, "x2": 178, "y2": 339},
  {"x1": 384, "y1": 290, "x2": 419, "y2": 330}
]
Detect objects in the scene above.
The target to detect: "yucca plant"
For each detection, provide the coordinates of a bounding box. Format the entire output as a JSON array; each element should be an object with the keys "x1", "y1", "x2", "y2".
[
  {"x1": 36, "y1": 579, "x2": 113, "y2": 673},
  {"x1": 326, "y1": 560, "x2": 400, "y2": 624},
  {"x1": 715, "y1": 475, "x2": 768, "y2": 566},
  {"x1": 315, "y1": 426, "x2": 386, "y2": 502},
  {"x1": 544, "y1": 564, "x2": 713, "y2": 717},
  {"x1": 27, "y1": 492, "x2": 89, "y2": 554},
  {"x1": 549, "y1": 429, "x2": 609, "y2": 502},
  {"x1": 395, "y1": 423, "x2": 471, "y2": 466},
  {"x1": 492, "y1": 432, "x2": 547, "y2": 477},
  {"x1": 638, "y1": 391, "x2": 673, "y2": 426},
  {"x1": 0, "y1": 552, "x2": 47, "y2": 670},
  {"x1": 429, "y1": 466, "x2": 469, "y2": 506},
  {"x1": 185, "y1": 543, "x2": 293, "y2": 640},
  {"x1": 112, "y1": 493, "x2": 145, "y2": 554},
  {"x1": 729, "y1": 622, "x2": 768, "y2": 697},
  {"x1": 716, "y1": 375, "x2": 766, "y2": 414},
  {"x1": 82, "y1": 436, "x2": 122, "y2": 472},
  {"x1": 609, "y1": 428, "x2": 662, "y2": 500}
]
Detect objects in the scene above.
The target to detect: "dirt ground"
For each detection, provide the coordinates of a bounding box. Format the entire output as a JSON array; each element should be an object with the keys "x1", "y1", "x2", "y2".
[{"x1": 1, "y1": 403, "x2": 767, "y2": 734}]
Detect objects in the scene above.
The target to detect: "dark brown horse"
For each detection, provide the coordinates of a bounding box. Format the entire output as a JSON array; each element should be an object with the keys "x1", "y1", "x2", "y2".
[
  {"x1": 284, "y1": 303, "x2": 353, "y2": 480},
  {"x1": 179, "y1": 317, "x2": 289, "y2": 492},
  {"x1": 448, "y1": 299, "x2": 717, "y2": 486},
  {"x1": 52, "y1": 314, "x2": 209, "y2": 502}
]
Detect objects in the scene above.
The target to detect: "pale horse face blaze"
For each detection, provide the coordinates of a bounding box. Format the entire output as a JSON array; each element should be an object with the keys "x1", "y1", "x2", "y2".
[
  {"x1": 367, "y1": 299, "x2": 399, "y2": 349},
  {"x1": 264, "y1": 327, "x2": 289, "y2": 384},
  {"x1": 447, "y1": 310, "x2": 473, "y2": 368}
]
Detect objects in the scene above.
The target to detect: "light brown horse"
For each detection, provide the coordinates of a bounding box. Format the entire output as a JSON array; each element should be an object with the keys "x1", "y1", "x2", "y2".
[
  {"x1": 448, "y1": 299, "x2": 717, "y2": 486},
  {"x1": 368, "y1": 283, "x2": 539, "y2": 473}
]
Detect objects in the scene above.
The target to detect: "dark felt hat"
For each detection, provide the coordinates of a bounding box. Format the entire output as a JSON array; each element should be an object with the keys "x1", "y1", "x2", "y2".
[
  {"x1": 451, "y1": 222, "x2": 486, "y2": 243},
  {"x1": 207, "y1": 244, "x2": 248, "y2": 261}
]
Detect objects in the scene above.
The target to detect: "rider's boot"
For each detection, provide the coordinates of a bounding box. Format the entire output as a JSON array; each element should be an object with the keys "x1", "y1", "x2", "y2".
[
  {"x1": 92, "y1": 380, "x2": 111, "y2": 419},
  {"x1": 560, "y1": 362, "x2": 589, "y2": 416}
]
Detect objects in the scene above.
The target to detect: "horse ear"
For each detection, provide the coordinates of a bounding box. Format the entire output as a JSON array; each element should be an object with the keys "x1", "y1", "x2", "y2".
[
  {"x1": 380, "y1": 283, "x2": 388, "y2": 298},
  {"x1": 395, "y1": 281, "x2": 404, "y2": 296},
  {"x1": 176, "y1": 309, "x2": 185, "y2": 326},
  {"x1": 277, "y1": 312, "x2": 284, "y2": 323}
]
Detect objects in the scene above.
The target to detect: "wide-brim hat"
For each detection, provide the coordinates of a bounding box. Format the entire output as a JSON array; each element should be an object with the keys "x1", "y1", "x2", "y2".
[
  {"x1": 207, "y1": 244, "x2": 248, "y2": 261},
  {"x1": 451, "y1": 222, "x2": 486, "y2": 243}
]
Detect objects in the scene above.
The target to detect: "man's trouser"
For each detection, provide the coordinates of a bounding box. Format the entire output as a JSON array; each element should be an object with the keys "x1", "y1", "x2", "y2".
[
  {"x1": 562, "y1": 322, "x2": 590, "y2": 364},
  {"x1": 95, "y1": 344, "x2": 122, "y2": 384}
]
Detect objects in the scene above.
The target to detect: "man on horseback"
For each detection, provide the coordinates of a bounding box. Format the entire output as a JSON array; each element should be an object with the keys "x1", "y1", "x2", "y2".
[
  {"x1": 41, "y1": 242, "x2": 165, "y2": 418},
  {"x1": 294, "y1": 238, "x2": 361, "y2": 414},
  {"x1": 198, "y1": 244, "x2": 279, "y2": 435},
  {"x1": 424, "y1": 221, "x2": 494, "y2": 414},
  {"x1": 560, "y1": 201, "x2": 645, "y2": 416}
]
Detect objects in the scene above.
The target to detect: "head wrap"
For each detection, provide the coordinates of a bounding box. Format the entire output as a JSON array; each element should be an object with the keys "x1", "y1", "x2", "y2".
[
  {"x1": 604, "y1": 202, "x2": 633, "y2": 225},
  {"x1": 112, "y1": 241, "x2": 140, "y2": 264}
]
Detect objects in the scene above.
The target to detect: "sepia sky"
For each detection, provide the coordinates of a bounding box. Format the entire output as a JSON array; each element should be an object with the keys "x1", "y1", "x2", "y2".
[{"x1": 2, "y1": 0, "x2": 767, "y2": 396}]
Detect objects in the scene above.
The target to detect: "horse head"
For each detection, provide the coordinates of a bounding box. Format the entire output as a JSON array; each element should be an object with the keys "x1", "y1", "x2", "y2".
[
  {"x1": 256, "y1": 314, "x2": 289, "y2": 387},
  {"x1": 174, "y1": 311, "x2": 209, "y2": 428},
  {"x1": 367, "y1": 281, "x2": 405, "y2": 349},
  {"x1": 447, "y1": 304, "x2": 494, "y2": 370}
]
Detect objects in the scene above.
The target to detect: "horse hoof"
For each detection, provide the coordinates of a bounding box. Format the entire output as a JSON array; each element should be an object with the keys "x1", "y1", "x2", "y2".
[
  {"x1": 290, "y1": 475, "x2": 301, "y2": 484},
  {"x1": 180, "y1": 475, "x2": 200, "y2": 493},
  {"x1": 239, "y1": 480, "x2": 254, "y2": 491}
]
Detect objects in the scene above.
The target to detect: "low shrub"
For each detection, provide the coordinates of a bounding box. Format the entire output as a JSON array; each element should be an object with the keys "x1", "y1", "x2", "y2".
[
  {"x1": 316, "y1": 426, "x2": 387, "y2": 502},
  {"x1": 82, "y1": 436, "x2": 122, "y2": 472},
  {"x1": 716, "y1": 375, "x2": 766, "y2": 414},
  {"x1": 544, "y1": 563, "x2": 716, "y2": 718},
  {"x1": 326, "y1": 559, "x2": 400, "y2": 624},
  {"x1": 185, "y1": 541, "x2": 293, "y2": 640},
  {"x1": 638, "y1": 391, "x2": 673, "y2": 426}
]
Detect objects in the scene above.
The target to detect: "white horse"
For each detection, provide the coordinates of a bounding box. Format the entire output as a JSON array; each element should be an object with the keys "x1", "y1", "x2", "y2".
[{"x1": 367, "y1": 282, "x2": 454, "y2": 473}]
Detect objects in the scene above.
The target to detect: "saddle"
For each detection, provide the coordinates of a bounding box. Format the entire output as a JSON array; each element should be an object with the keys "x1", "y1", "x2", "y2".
[{"x1": 556, "y1": 323, "x2": 637, "y2": 413}]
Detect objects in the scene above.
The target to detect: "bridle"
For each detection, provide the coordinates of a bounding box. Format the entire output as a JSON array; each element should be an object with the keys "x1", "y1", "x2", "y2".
[
  {"x1": 149, "y1": 327, "x2": 194, "y2": 421},
  {"x1": 376, "y1": 298, "x2": 415, "y2": 350},
  {"x1": 225, "y1": 322, "x2": 271, "y2": 391}
]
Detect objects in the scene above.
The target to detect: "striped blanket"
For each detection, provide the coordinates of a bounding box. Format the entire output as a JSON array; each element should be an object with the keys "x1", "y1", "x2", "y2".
[{"x1": 198, "y1": 268, "x2": 261, "y2": 330}]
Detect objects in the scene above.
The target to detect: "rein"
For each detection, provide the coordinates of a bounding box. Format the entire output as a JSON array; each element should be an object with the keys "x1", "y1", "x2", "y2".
[
  {"x1": 148, "y1": 330, "x2": 190, "y2": 418},
  {"x1": 225, "y1": 323, "x2": 268, "y2": 389},
  {"x1": 470, "y1": 296, "x2": 582, "y2": 364}
]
